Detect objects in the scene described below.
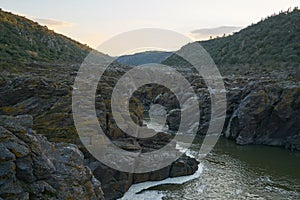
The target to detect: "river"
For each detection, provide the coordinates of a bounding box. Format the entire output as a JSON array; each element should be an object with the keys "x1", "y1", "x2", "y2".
[{"x1": 121, "y1": 121, "x2": 300, "y2": 199}]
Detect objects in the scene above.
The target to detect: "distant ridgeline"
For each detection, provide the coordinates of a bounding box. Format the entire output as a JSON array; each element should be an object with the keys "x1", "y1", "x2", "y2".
[
  {"x1": 117, "y1": 51, "x2": 173, "y2": 66},
  {"x1": 163, "y1": 7, "x2": 300, "y2": 70},
  {"x1": 0, "y1": 8, "x2": 92, "y2": 64}
]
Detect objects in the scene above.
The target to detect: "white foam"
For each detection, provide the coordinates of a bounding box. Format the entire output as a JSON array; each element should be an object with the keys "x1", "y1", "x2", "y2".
[
  {"x1": 125, "y1": 122, "x2": 202, "y2": 199},
  {"x1": 119, "y1": 163, "x2": 203, "y2": 200},
  {"x1": 120, "y1": 190, "x2": 165, "y2": 200},
  {"x1": 145, "y1": 121, "x2": 168, "y2": 133},
  {"x1": 175, "y1": 143, "x2": 196, "y2": 158}
]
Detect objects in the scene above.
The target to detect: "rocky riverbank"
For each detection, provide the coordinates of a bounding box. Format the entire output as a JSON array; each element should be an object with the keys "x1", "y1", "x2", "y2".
[
  {"x1": 0, "y1": 114, "x2": 198, "y2": 200},
  {"x1": 0, "y1": 115, "x2": 104, "y2": 200},
  {"x1": 225, "y1": 79, "x2": 300, "y2": 149},
  {"x1": 0, "y1": 63, "x2": 199, "y2": 200},
  {"x1": 144, "y1": 68, "x2": 300, "y2": 150}
]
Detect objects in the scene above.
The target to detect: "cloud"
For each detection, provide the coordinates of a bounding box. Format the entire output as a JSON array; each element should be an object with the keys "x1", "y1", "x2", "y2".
[
  {"x1": 10, "y1": 12, "x2": 73, "y2": 29},
  {"x1": 34, "y1": 18, "x2": 73, "y2": 28},
  {"x1": 190, "y1": 26, "x2": 243, "y2": 40}
]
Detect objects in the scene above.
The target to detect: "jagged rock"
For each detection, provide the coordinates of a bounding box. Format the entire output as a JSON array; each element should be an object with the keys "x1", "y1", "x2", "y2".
[
  {"x1": 87, "y1": 131, "x2": 199, "y2": 200},
  {"x1": 170, "y1": 154, "x2": 199, "y2": 177},
  {"x1": 0, "y1": 161, "x2": 15, "y2": 179},
  {"x1": 91, "y1": 162, "x2": 133, "y2": 200},
  {"x1": 0, "y1": 72, "x2": 201, "y2": 200},
  {"x1": 226, "y1": 82, "x2": 300, "y2": 149},
  {"x1": 285, "y1": 134, "x2": 300, "y2": 150},
  {"x1": 167, "y1": 109, "x2": 181, "y2": 131},
  {"x1": 0, "y1": 146, "x2": 16, "y2": 162},
  {"x1": 89, "y1": 153, "x2": 198, "y2": 200},
  {"x1": 133, "y1": 166, "x2": 171, "y2": 184},
  {"x1": 0, "y1": 115, "x2": 104, "y2": 200},
  {"x1": 15, "y1": 156, "x2": 35, "y2": 183},
  {"x1": 153, "y1": 92, "x2": 180, "y2": 111},
  {"x1": 144, "y1": 69, "x2": 300, "y2": 150}
]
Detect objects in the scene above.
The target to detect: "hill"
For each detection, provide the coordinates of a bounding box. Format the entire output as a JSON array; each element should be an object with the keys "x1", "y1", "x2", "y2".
[
  {"x1": 117, "y1": 51, "x2": 172, "y2": 66},
  {"x1": 0, "y1": 8, "x2": 92, "y2": 64},
  {"x1": 163, "y1": 7, "x2": 300, "y2": 72}
]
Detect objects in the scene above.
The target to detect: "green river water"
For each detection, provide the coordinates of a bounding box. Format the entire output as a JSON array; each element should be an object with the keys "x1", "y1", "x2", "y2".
[
  {"x1": 122, "y1": 136, "x2": 300, "y2": 199},
  {"x1": 152, "y1": 137, "x2": 300, "y2": 199}
]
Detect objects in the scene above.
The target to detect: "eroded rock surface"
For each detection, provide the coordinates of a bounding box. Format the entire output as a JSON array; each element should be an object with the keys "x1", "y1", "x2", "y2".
[
  {"x1": 226, "y1": 82, "x2": 300, "y2": 149},
  {"x1": 0, "y1": 115, "x2": 103, "y2": 200},
  {"x1": 141, "y1": 71, "x2": 300, "y2": 150},
  {"x1": 0, "y1": 66, "x2": 200, "y2": 200}
]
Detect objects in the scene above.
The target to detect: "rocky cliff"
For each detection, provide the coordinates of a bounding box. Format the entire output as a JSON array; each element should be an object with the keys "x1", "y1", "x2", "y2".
[
  {"x1": 0, "y1": 62, "x2": 199, "y2": 199},
  {"x1": 144, "y1": 70, "x2": 300, "y2": 150},
  {"x1": 0, "y1": 115, "x2": 103, "y2": 200},
  {"x1": 225, "y1": 80, "x2": 300, "y2": 150}
]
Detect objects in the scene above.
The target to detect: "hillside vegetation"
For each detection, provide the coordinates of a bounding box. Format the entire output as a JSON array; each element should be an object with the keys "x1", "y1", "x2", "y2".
[
  {"x1": 0, "y1": 8, "x2": 92, "y2": 64},
  {"x1": 163, "y1": 8, "x2": 300, "y2": 72}
]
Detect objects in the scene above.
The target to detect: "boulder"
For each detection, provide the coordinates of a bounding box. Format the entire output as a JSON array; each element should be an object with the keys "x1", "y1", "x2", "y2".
[
  {"x1": 226, "y1": 83, "x2": 300, "y2": 149},
  {"x1": 88, "y1": 131, "x2": 199, "y2": 200},
  {"x1": 0, "y1": 115, "x2": 104, "y2": 200}
]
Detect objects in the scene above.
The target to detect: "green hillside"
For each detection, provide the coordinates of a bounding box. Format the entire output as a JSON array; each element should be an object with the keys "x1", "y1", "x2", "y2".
[
  {"x1": 163, "y1": 7, "x2": 300, "y2": 70},
  {"x1": 0, "y1": 8, "x2": 92, "y2": 64}
]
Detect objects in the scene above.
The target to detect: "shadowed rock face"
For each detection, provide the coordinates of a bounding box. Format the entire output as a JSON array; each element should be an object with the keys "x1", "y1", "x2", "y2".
[
  {"x1": 226, "y1": 83, "x2": 300, "y2": 149},
  {"x1": 89, "y1": 154, "x2": 198, "y2": 200},
  {"x1": 0, "y1": 115, "x2": 103, "y2": 200},
  {"x1": 155, "y1": 78, "x2": 300, "y2": 149},
  {"x1": 137, "y1": 68, "x2": 300, "y2": 151},
  {"x1": 87, "y1": 132, "x2": 199, "y2": 199},
  {"x1": 0, "y1": 63, "x2": 200, "y2": 200}
]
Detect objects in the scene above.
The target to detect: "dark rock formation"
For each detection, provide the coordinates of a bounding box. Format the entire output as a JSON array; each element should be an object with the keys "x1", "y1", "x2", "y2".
[
  {"x1": 87, "y1": 131, "x2": 199, "y2": 200},
  {"x1": 141, "y1": 70, "x2": 300, "y2": 151},
  {"x1": 0, "y1": 63, "x2": 200, "y2": 200},
  {"x1": 88, "y1": 156, "x2": 198, "y2": 200},
  {"x1": 89, "y1": 154, "x2": 198, "y2": 200},
  {"x1": 0, "y1": 70, "x2": 200, "y2": 200},
  {"x1": 0, "y1": 115, "x2": 103, "y2": 200},
  {"x1": 226, "y1": 82, "x2": 300, "y2": 150}
]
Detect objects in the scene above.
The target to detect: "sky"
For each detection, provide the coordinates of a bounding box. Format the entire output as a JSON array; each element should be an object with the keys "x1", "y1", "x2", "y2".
[{"x1": 1, "y1": 0, "x2": 299, "y2": 55}]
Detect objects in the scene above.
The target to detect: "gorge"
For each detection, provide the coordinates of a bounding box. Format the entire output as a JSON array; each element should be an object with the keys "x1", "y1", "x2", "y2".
[{"x1": 0, "y1": 7, "x2": 300, "y2": 200}]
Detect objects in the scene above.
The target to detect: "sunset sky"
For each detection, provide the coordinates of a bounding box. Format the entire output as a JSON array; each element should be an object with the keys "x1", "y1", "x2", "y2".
[{"x1": 1, "y1": 0, "x2": 299, "y2": 55}]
